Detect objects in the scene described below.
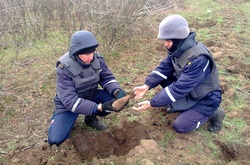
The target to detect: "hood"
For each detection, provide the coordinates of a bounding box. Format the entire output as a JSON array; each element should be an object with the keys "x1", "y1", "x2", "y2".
[{"x1": 69, "y1": 30, "x2": 99, "y2": 59}]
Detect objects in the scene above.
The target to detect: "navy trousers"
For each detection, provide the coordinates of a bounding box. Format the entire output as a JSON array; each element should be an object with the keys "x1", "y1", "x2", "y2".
[
  {"x1": 172, "y1": 109, "x2": 209, "y2": 133},
  {"x1": 47, "y1": 90, "x2": 114, "y2": 146},
  {"x1": 160, "y1": 76, "x2": 210, "y2": 133}
]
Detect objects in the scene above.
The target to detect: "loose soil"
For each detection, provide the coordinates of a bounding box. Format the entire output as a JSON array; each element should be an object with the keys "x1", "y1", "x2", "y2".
[{"x1": 1, "y1": 0, "x2": 249, "y2": 164}]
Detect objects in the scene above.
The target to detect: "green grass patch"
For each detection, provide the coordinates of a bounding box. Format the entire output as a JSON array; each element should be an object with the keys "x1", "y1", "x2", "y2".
[
  {"x1": 0, "y1": 31, "x2": 67, "y2": 63},
  {"x1": 223, "y1": 117, "x2": 247, "y2": 144},
  {"x1": 159, "y1": 131, "x2": 173, "y2": 148},
  {"x1": 107, "y1": 115, "x2": 120, "y2": 125},
  {"x1": 182, "y1": 0, "x2": 221, "y2": 19},
  {"x1": 126, "y1": 115, "x2": 139, "y2": 122},
  {"x1": 207, "y1": 141, "x2": 221, "y2": 159},
  {"x1": 198, "y1": 116, "x2": 247, "y2": 145},
  {"x1": 226, "y1": 93, "x2": 248, "y2": 111},
  {"x1": 102, "y1": 50, "x2": 121, "y2": 58},
  {"x1": 116, "y1": 76, "x2": 131, "y2": 84},
  {"x1": 189, "y1": 143, "x2": 204, "y2": 154}
]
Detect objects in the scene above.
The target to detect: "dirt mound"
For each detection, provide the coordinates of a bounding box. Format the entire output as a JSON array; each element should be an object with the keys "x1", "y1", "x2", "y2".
[
  {"x1": 1, "y1": 0, "x2": 250, "y2": 164},
  {"x1": 6, "y1": 108, "x2": 178, "y2": 164},
  {"x1": 5, "y1": 118, "x2": 153, "y2": 164},
  {"x1": 5, "y1": 106, "x2": 250, "y2": 165},
  {"x1": 215, "y1": 140, "x2": 250, "y2": 164},
  {"x1": 71, "y1": 120, "x2": 150, "y2": 160}
]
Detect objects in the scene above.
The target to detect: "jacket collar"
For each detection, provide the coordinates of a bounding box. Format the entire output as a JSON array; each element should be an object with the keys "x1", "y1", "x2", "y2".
[{"x1": 169, "y1": 32, "x2": 197, "y2": 58}]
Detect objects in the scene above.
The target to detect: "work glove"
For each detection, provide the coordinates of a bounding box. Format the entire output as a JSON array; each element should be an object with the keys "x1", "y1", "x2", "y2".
[
  {"x1": 114, "y1": 89, "x2": 127, "y2": 99},
  {"x1": 102, "y1": 99, "x2": 118, "y2": 112}
]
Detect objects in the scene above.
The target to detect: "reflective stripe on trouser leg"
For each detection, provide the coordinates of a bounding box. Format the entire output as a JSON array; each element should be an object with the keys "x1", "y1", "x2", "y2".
[
  {"x1": 172, "y1": 109, "x2": 209, "y2": 133},
  {"x1": 48, "y1": 111, "x2": 78, "y2": 145}
]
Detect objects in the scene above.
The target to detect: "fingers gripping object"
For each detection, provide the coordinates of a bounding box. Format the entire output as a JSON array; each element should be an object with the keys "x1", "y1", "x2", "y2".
[
  {"x1": 101, "y1": 94, "x2": 131, "y2": 112},
  {"x1": 101, "y1": 99, "x2": 116, "y2": 112}
]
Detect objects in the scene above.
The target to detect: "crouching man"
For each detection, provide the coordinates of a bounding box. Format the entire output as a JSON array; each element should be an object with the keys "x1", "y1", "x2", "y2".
[
  {"x1": 133, "y1": 15, "x2": 225, "y2": 133},
  {"x1": 48, "y1": 30, "x2": 128, "y2": 146}
]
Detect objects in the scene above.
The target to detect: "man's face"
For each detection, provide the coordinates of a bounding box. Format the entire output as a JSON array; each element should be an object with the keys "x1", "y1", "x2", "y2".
[
  {"x1": 78, "y1": 52, "x2": 94, "y2": 64},
  {"x1": 164, "y1": 40, "x2": 173, "y2": 50}
]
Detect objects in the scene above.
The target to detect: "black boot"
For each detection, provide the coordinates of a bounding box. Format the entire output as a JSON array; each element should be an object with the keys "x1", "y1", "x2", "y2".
[
  {"x1": 207, "y1": 108, "x2": 225, "y2": 132},
  {"x1": 84, "y1": 116, "x2": 107, "y2": 130}
]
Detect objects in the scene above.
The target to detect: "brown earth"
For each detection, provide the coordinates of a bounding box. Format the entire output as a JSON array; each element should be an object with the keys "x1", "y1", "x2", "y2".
[{"x1": 1, "y1": 0, "x2": 250, "y2": 164}]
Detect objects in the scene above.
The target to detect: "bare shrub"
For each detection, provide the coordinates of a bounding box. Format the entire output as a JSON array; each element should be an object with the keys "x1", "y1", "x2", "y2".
[
  {"x1": 0, "y1": 0, "x2": 178, "y2": 51},
  {"x1": 0, "y1": 0, "x2": 179, "y2": 114}
]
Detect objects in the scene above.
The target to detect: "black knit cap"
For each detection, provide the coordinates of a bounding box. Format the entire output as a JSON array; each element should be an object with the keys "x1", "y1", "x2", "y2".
[{"x1": 77, "y1": 45, "x2": 98, "y2": 55}]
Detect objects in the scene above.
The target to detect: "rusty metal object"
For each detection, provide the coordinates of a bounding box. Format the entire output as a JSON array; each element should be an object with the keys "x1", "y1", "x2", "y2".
[{"x1": 112, "y1": 95, "x2": 131, "y2": 111}]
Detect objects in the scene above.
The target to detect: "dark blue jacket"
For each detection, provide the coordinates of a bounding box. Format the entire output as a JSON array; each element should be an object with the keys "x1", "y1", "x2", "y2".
[
  {"x1": 145, "y1": 32, "x2": 221, "y2": 115},
  {"x1": 53, "y1": 34, "x2": 121, "y2": 115}
]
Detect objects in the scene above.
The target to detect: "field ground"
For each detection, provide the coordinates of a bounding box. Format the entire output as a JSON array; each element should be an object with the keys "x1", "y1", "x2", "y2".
[{"x1": 0, "y1": 0, "x2": 249, "y2": 164}]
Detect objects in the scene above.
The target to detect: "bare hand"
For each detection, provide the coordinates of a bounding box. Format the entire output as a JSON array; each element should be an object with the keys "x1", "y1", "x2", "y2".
[
  {"x1": 133, "y1": 84, "x2": 149, "y2": 99},
  {"x1": 133, "y1": 100, "x2": 151, "y2": 111}
]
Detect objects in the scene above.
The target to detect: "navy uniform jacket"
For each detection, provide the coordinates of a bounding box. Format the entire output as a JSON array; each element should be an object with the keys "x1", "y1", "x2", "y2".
[
  {"x1": 53, "y1": 54, "x2": 121, "y2": 115},
  {"x1": 145, "y1": 32, "x2": 221, "y2": 116},
  {"x1": 53, "y1": 31, "x2": 122, "y2": 115}
]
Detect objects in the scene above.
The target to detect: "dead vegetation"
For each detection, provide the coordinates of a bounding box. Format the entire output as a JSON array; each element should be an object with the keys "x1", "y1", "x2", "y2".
[{"x1": 0, "y1": 0, "x2": 250, "y2": 164}]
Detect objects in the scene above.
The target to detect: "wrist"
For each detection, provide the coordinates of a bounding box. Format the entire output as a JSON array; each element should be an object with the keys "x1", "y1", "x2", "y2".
[
  {"x1": 149, "y1": 100, "x2": 153, "y2": 107},
  {"x1": 113, "y1": 89, "x2": 121, "y2": 96},
  {"x1": 98, "y1": 103, "x2": 102, "y2": 111},
  {"x1": 143, "y1": 84, "x2": 150, "y2": 90}
]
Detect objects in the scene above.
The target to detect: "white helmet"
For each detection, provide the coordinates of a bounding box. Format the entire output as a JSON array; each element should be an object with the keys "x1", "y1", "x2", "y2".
[{"x1": 157, "y1": 15, "x2": 190, "y2": 40}]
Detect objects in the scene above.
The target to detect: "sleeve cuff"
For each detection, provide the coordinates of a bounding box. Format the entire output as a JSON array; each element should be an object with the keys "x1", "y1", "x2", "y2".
[
  {"x1": 92, "y1": 104, "x2": 99, "y2": 115},
  {"x1": 144, "y1": 83, "x2": 152, "y2": 90}
]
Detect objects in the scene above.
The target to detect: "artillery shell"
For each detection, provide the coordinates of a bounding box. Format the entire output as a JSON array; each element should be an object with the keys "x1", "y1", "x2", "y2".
[{"x1": 112, "y1": 95, "x2": 130, "y2": 110}]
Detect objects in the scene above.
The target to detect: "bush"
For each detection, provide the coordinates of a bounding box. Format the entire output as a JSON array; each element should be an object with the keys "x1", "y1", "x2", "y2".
[{"x1": 0, "y1": 0, "x2": 177, "y2": 51}]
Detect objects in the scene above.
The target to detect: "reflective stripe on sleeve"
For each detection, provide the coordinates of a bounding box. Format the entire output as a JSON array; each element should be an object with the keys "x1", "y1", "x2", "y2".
[
  {"x1": 203, "y1": 60, "x2": 210, "y2": 72},
  {"x1": 103, "y1": 79, "x2": 118, "y2": 88},
  {"x1": 152, "y1": 71, "x2": 168, "y2": 79},
  {"x1": 72, "y1": 98, "x2": 81, "y2": 112},
  {"x1": 195, "y1": 121, "x2": 201, "y2": 129},
  {"x1": 165, "y1": 86, "x2": 176, "y2": 102}
]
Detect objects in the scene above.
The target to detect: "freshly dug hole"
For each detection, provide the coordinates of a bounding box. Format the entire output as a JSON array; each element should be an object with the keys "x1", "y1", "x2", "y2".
[{"x1": 71, "y1": 120, "x2": 149, "y2": 161}]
